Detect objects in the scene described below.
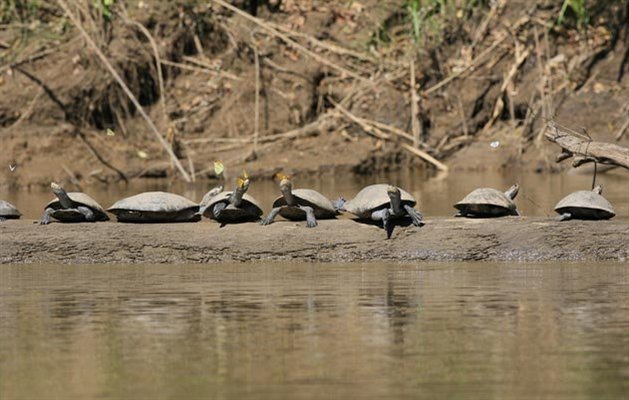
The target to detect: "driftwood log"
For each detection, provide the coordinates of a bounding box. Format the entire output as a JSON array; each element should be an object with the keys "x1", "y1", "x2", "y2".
[{"x1": 545, "y1": 121, "x2": 629, "y2": 170}]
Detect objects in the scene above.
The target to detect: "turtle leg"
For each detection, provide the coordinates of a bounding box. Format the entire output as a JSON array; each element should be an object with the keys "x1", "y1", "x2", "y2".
[
  {"x1": 371, "y1": 208, "x2": 394, "y2": 239},
  {"x1": 212, "y1": 202, "x2": 227, "y2": 220},
  {"x1": 39, "y1": 208, "x2": 55, "y2": 225},
  {"x1": 333, "y1": 197, "x2": 347, "y2": 212},
  {"x1": 0, "y1": 217, "x2": 6, "y2": 222},
  {"x1": 556, "y1": 213, "x2": 572, "y2": 221},
  {"x1": 404, "y1": 205, "x2": 424, "y2": 227},
  {"x1": 77, "y1": 206, "x2": 96, "y2": 222},
  {"x1": 299, "y1": 205, "x2": 317, "y2": 228},
  {"x1": 260, "y1": 206, "x2": 282, "y2": 226}
]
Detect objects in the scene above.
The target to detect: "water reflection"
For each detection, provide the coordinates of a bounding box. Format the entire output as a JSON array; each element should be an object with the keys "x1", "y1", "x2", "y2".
[
  {"x1": 2, "y1": 170, "x2": 628, "y2": 219},
  {"x1": 0, "y1": 263, "x2": 628, "y2": 399}
]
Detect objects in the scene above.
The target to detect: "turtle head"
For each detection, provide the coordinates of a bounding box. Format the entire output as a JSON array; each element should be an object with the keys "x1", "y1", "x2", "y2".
[
  {"x1": 387, "y1": 185, "x2": 403, "y2": 213},
  {"x1": 505, "y1": 184, "x2": 519, "y2": 200},
  {"x1": 277, "y1": 173, "x2": 293, "y2": 194},
  {"x1": 51, "y1": 182, "x2": 64, "y2": 195},
  {"x1": 593, "y1": 184, "x2": 603, "y2": 195},
  {"x1": 236, "y1": 171, "x2": 250, "y2": 193},
  {"x1": 50, "y1": 182, "x2": 72, "y2": 208},
  {"x1": 387, "y1": 185, "x2": 401, "y2": 200}
]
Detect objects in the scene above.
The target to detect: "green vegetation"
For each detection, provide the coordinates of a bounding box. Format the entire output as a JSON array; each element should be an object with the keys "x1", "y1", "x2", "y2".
[
  {"x1": 0, "y1": 0, "x2": 43, "y2": 24},
  {"x1": 557, "y1": 0, "x2": 588, "y2": 29}
]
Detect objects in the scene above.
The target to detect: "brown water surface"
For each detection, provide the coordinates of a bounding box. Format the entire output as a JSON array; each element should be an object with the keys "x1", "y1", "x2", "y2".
[
  {"x1": 1, "y1": 262, "x2": 628, "y2": 399},
  {"x1": 2, "y1": 171, "x2": 628, "y2": 220}
]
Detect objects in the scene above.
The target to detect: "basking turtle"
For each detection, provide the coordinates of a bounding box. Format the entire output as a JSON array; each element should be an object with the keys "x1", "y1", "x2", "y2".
[
  {"x1": 260, "y1": 174, "x2": 337, "y2": 228},
  {"x1": 554, "y1": 185, "x2": 615, "y2": 221},
  {"x1": 0, "y1": 200, "x2": 21, "y2": 221},
  {"x1": 335, "y1": 184, "x2": 424, "y2": 239},
  {"x1": 40, "y1": 182, "x2": 109, "y2": 224},
  {"x1": 108, "y1": 192, "x2": 200, "y2": 223},
  {"x1": 454, "y1": 184, "x2": 519, "y2": 218},
  {"x1": 199, "y1": 171, "x2": 263, "y2": 223},
  {"x1": 198, "y1": 161, "x2": 226, "y2": 209}
]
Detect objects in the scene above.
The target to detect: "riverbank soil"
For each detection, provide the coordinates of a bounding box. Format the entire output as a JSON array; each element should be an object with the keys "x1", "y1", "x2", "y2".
[
  {"x1": 1, "y1": 1, "x2": 629, "y2": 189},
  {"x1": 1, "y1": 217, "x2": 627, "y2": 263}
]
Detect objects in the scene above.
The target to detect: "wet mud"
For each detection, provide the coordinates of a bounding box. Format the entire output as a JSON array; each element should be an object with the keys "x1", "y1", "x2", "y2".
[{"x1": 1, "y1": 217, "x2": 627, "y2": 264}]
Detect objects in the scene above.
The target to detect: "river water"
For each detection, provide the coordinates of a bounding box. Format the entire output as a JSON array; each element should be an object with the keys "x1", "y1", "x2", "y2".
[{"x1": 1, "y1": 262, "x2": 628, "y2": 399}]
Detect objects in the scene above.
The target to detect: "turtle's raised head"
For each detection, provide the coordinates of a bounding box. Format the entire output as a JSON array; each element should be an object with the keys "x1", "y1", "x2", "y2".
[
  {"x1": 237, "y1": 171, "x2": 250, "y2": 191},
  {"x1": 387, "y1": 185, "x2": 401, "y2": 197},
  {"x1": 278, "y1": 174, "x2": 292, "y2": 193},
  {"x1": 505, "y1": 184, "x2": 519, "y2": 200}
]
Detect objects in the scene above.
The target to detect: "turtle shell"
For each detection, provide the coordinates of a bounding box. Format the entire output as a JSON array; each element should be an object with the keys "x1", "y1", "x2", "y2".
[
  {"x1": 272, "y1": 189, "x2": 337, "y2": 221},
  {"x1": 204, "y1": 191, "x2": 263, "y2": 222},
  {"x1": 554, "y1": 190, "x2": 615, "y2": 220},
  {"x1": 45, "y1": 192, "x2": 109, "y2": 222},
  {"x1": 454, "y1": 188, "x2": 517, "y2": 217},
  {"x1": 0, "y1": 200, "x2": 21, "y2": 219},
  {"x1": 343, "y1": 184, "x2": 416, "y2": 219},
  {"x1": 107, "y1": 192, "x2": 200, "y2": 223}
]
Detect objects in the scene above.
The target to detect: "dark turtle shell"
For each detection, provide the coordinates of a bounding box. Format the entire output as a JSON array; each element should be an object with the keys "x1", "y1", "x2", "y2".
[
  {"x1": 554, "y1": 190, "x2": 615, "y2": 220},
  {"x1": 342, "y1": 184, "x2": 416, "y2": 219},
  {"x1": 454, "y1": 188, "x2": 517, "y2": 217},
  {"x1": 0, "y1": 200, "x2": 21, "y2": 219},
  {"x1": 272, "y1": 189, "x2": 337, "y2": 221},
  {"x1": 204, "y1": 191, "x2": 263, "y2": 222},
  {"x1": 108, "y1": 192, "x2": 199, "y2": 223},
  {"x1": 45, "y1": 192, "x2": 109, "y2": 222}
]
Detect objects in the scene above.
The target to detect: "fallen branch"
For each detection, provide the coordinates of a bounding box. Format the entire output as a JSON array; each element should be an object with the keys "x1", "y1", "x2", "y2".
[
  {"x1": 56, "y1": 0, "x2": 192, "y2": 182},
  {"x1": 330, "y1": 99, "x2": 448, "y2": 171},
  {"x1": 181, "y1": 56, "x2": 241, "y2": 81},
  {"x1": 615, "y1": 116, "x2": 629, "y2": 141},
  {"x1": 545, "y1": 121, "x2": 629, "y2": 169},
  {"x1": 77, "y1": 129, "x2": 128, "y2": 182},
  {"x1": 193, "y1": 114, "x2": 338, "y2": 177}
]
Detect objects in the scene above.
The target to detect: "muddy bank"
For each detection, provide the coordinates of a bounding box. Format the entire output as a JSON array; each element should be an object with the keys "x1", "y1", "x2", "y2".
[
  {"x1": 1, "y1": 217, "x2": 627, "y2": 264},
  {"x1": 2, "y1": 1, "x2": 629, "y2": 189}
]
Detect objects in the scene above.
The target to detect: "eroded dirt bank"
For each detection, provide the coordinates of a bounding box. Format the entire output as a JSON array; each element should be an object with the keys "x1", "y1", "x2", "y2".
[{"x1": 1, "y1": 218, "x2": 627, "y2": 264}]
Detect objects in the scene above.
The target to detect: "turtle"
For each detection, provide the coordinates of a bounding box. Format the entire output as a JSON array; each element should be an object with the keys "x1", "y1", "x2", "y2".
[
  {"x1": 334, "y1": 184, "x2": 424, "y2": 239},
  {"x1": 40, "y1": 182, "x2": 109, "y2": 224},
  {"x1": 198, "y1": 171, "x2": 263, "y2": 223},
  {"x1": 0, "y1": 200, "x2": 21, "y2": 221},
  {"x1": 260, "y1": 174, "x2": 337, "y2": 228},
  {"x1": 554, "y1": 185, "x2": 615, "y2": 221},
  {"x1": 107, "y1": 192, "x2": 200, "y2": 223},
  {"x1": 454, "y1": 184, "x2": 519, "y2": 218}
]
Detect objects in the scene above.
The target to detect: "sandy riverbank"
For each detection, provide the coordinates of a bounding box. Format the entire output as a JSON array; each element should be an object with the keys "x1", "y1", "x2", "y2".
[{"x1": 1, "y1": 217, "x2": 627, "y2": 264}]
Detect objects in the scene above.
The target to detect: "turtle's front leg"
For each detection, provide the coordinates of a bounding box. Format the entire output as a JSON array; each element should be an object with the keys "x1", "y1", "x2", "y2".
[
  {"x1": 260, "y1": 207, "x2": 282, "y2": 226},
  {"x1": 0, "y1": 217, "x2": 6, "y2": 222},
  {"x1": 371, "y1": 208, "x2": 393, "y2": 239},
  {"x1": 404, "y1": 205, "x2": 424, "y2": 227},
  {"x1": 212, "y1": 202, "x2": 227, "y2": 220},
  {"x1": 556, "y1": 212, "x2": 572, "y2": 221},
  {"x1": 77, "y1": 206, "x2": 95, "y2": 222},
  {"x1": 333, "y1": 197, "x2": 347, "y2": 212},
  {"x1": 39, "y1": 208, "x2": 55, "y2": 225},
  {"x1": 299, "y1": 205, "x2": 317, "y2": 228}
]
